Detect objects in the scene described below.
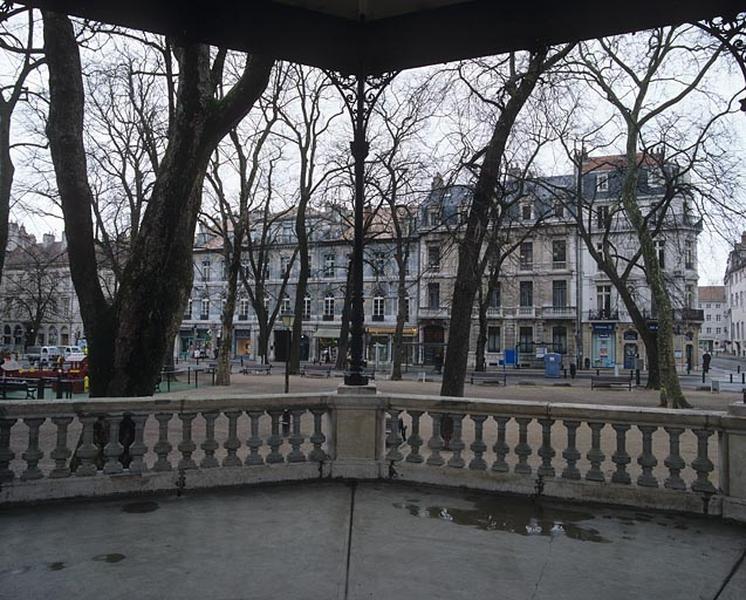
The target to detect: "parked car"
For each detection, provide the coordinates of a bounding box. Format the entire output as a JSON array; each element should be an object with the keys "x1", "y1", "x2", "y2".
[{"x1": 25, "y1": 345, "x2": 62, "y2": 367}]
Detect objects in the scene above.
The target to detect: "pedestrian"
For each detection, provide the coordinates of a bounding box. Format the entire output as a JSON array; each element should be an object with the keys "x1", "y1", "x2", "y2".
[
  {"x1": 434, "y1": 351, "x2": 443, "y2": 374},
  {"x1": 703, "y1": 351, "x2": 711, "y2": 373}
]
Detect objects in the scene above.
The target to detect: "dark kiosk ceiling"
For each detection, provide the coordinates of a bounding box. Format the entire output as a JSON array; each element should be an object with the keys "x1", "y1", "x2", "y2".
[{"x1": 19, "y1": 0, "x2": 746, "y2": 74}]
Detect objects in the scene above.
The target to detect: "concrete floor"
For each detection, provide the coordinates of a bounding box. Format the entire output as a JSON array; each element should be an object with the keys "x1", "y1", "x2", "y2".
[{"x1": 1, "y1": 481, "x2": 744, "y2": 600}]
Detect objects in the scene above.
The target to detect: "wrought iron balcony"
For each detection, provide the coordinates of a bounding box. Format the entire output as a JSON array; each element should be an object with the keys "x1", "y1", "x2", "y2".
[
  {"x1": 588, "y1": 309, "x2": 619, "y2": 321},
  {"x1": 516, "y1": 306, "x2": 535, "y2": 318},
  {"x1": 543, "y1": 306, "x2": 576, "y2": 319},
  {"x1": 676, "y1": 308, "x2": 705, "y2": 322}
]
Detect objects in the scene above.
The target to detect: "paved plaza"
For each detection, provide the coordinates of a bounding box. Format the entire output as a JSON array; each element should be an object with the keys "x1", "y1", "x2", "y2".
[{"x1": 1, "y1": 481, "x2": 744, "y2": 599}]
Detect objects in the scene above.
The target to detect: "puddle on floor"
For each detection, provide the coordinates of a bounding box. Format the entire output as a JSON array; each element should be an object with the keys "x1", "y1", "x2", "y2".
[
  {"x1": 122, "y1": 501, "x2": 160, "y2": 514},
  {"x1": 392, "y1": 495, "x2": 610, "y2": 543},
  {"x1": 47, "y1": 562, "x2": 65, "y2": 571},
  {"x1": 92, "y1": 553, "x2": 126, "y2": 564}
]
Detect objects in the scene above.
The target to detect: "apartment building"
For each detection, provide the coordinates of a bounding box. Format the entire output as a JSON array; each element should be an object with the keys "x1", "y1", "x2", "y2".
[{"x1": 698, "y1": 286, "x2": 727, "y2": 353}]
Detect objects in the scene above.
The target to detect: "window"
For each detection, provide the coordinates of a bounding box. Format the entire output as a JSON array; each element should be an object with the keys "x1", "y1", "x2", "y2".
[
  {"x1": 519, "y1": 241, "x2": 533, "y2": 270},
  {"x1": 519, "y1": 281, "x2": 533, "y2": 307},
  {"x1": 323, "y1": 294, "x2": 335, "y2": 320},
  {"x1": 596, "y1": 205, "x2": 610, "y2": 229},
  {"x1": 655, "y1": 240, "x2": 665, "y2": 269},
  {"x1": 716, "y1": 314, "x2": 722, "y2": 322},
  {"x1": 403, "y1": 295, "x2": 410, "y2": 321},
  {"x1": 487, "y1": 326, "x2": 501, "y2": 352},
  {"x1": 201, "y1": 259, "x2": 211, "y2": 282},
  {"x1": 521, "y1": 203, "x2": 532, "y2": 221},
  {"x1": 706, "y1": 314, "x2": 712, "y2": 321},
  {"x1": 716, "y1": 327, "x2": 722, "y2": 335},
  {"x1": 552, "y1": 280, "x2": 567, "y2": 308},
  {"x1": 428, "y1": 283, "x2": 440, "y2": 308},
  {"x1": 184, "y1": 299, "x2": 193, "y2": 319},
  {"x1": 280, "y1": 256, "x2": 291, "y2": 277},
  {"x1": 553, "y1": 201, "x2": 564, "y2": 219},
  {"x1": 685, "y1": 240, "x2": 694, "y2": 270},
  {"x1": 428, "y1": 207, "x2": 441, "y2": 226},
  {"x1": 239, "y1": 298, "x2": 249, "y2": 320},
  {"x1": 324, "y1": 254, "x2": 335, "y2": 278},
  {"x1": 374, "y1": 252, "x2": 386, "y2": 277},
  {"x1": 489, "y1": 283, "x2": 501, "y2": 308},
  {"x1": 373, "y1": 296, "x2": 385, "y2": 320},
  {"x1": 596, "y1": 173, "x2": 608, "y2": 192},
  {"x1": 281, "y1": 294, "x2": 291, "y2": 314},
  {"x1": 518, "y1": 326, "x2": 533, "y2": 352},
  {"x1": 686, "y1": 285, "x2": 694, "y2": 309},
  {"x1": 706, "y1": 327, "x2": 712, "y2": 334},
  {"x1": 3, "y1": 325, "x2": 10, "y2": 346},
  {"x1": 200, "y1": 298, "x2": 210, "y2": 319},
  {"x1": 303, "y1": 295, "x2": 311, "y2": 320},
  {"x1": 596, "y1": 285, "x2": 611, "y2": 316},
  {"x1": 427, "y1": 245, "x2": 441, "y2": 270},
  {"x1": 282, "y1": 222, "x2": 294, "y2": 243},
  {"x1": 552, "y1": 326, "x2": 568, "y2": 354},
  {"x1": 241, "y1": 259, "x2": 250, "y2": 279},
  {"x1": 706, "y1": 303, "x2": 711, "y2": 309},
  {"x1": 552, "y1": 239, "x2": 567, "y2": 269}
]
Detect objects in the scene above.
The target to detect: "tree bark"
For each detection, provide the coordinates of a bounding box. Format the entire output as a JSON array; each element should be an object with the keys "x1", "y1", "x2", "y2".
[
  {"x1": 289, "y1": 193, "x2": 310, "y2": 373},
  {"x1": 0, "y1": 111, "x2": 13, "y2": 286},
  {"x1": 44, "y1": 11, "x2": 272, "y2": 396},
  {"x1": 441, "y1": 49, "x2": 549, "y2": 398}
]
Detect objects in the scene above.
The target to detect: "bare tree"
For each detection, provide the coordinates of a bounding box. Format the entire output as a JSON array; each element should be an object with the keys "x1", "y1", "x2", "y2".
[
  {"x1": 439, "y1": 46, "x2": 573, "y2": 397},
  {"x1": 0, "y1": 6, "x2": 45, "y2": 284},
  {"x1": 44, "y1": 12, "x2": 273, "y2": 396}
]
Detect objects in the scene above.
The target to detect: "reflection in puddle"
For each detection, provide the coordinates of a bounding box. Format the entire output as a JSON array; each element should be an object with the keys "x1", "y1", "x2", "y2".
[
  {"x1": 92, "y1": 553, "x2": 126, "y2": 563},
  {"x1": 392, "y1": 496, "x2": 610, "y2": 543},
  {"x1": 122, "y1": 501, "x2": 160, "y2": 514},
  {"x1": 48, "y1": 562, "x2": 65, "y2": 571}
]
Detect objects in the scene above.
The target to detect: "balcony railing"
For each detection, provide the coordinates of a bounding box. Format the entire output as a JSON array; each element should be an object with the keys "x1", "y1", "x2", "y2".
[
  {"x1": 588, "y1": 309, "x2": 619, "y2": 321},
  {"x1": 322, "y1": 314, "x2": 335, "y2": 321},
  {"x1": 552, "y1": 260, "x2": 567, "y2": 270},
  {"x1": 486, "y1": 307, "x2": 502, "y2": 318},
  {"x1": 3, "y1": 391, "x2": 744, "y2": 522},
  {"x1": 199, "y1": 314, "x2": 209, "y2": 321},
  {"x1": 676, "y1": 308, "x2": 705, "y2": 322},
  {"x1": 543, "y1": 306, "x2": 576, "y2": 319},
  {"x1": 238, "y1": 314, "x2": 248, "y2": 321},
  {"x1": 516, "y1": 306, "x2": 535, "y2": 318}
]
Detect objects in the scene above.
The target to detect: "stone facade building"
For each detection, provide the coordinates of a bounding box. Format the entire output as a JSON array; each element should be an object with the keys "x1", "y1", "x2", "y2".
[
  {"x1": 724, "y1": 233, "x2": 746, "y2": 357},
  {"x1": 698, "y1": 286, "x2": 727, "y2": 354}
]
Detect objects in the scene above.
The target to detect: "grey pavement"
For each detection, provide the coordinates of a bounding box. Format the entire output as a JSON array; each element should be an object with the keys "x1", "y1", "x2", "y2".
[{"x1": 1, "y1": 481, "x2": 744, "y2": 599}]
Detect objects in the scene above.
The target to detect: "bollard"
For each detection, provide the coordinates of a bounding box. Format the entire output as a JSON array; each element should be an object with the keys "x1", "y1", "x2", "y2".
[
  {"x1": 36, "y1": 378, "x2": 44, "y2": 400},
  {"x1": 635, "y1": 369, "x2": 641, "y2": 386},
  {"x1": 187, "y1": 367, "x2": 191, "y2": 385},
  {"x1": 702, "y1": 370, "x2": 706, "y2": 384},
  {"x1": 743, "y1": 388, "x2": 746, "y2": 404},
  {"x1": 56, "y1": 372, "x2": 63, "y2": 400},
  {"x1": 194, "y1": 369, "x2": 199, "y2": 388},
  {"x1": 596, "y1": 368, "x2": 600, "y2": 376},
  {"x1": 731, "y1": 373, "x2": 734, "y2": 384},
  {"x1": 739, "y1": 365, "x2": 741, "y2": 374},
  {"x1": 563, "y1": 368, "x2": 567, "y2": 379},
  {"x1": 742, "y1": 372, "x2": 745, "y2": 385}
]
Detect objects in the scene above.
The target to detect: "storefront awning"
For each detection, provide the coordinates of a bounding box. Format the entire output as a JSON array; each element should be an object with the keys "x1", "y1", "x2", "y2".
[
  {"x1": 314, "y1": 328, "x2": 340, "y2": 339},
  {"x1": 367, "y1": 327, "x2": 418, "y2": 336}
]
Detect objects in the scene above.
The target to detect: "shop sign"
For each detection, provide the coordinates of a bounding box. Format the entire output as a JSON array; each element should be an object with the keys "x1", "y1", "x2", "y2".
[{"x1": 592, "y1": 323, "x2": 615, "y2": 334}]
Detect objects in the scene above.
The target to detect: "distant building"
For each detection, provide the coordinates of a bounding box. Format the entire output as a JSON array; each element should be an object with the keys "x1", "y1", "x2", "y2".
[
  {"x1": 698, "y1": 286, "x2": 727, "y2": 353},
  {"x1": 724, "y1": 233, "x2": 746, "y2": 356}
]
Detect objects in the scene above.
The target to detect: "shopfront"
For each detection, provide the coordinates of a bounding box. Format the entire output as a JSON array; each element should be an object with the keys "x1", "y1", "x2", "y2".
[
  {"x1": 314, "y1": 327, "x2": 340, "y2": 364},
  {"x1": 591, "y1": 323, "x2": 616, "y2": 368},
  {"x1": 366, "y1": 327, "x2": 418, "y2": 367},
  {"x1": 234, "y1": 329, "x2": 252, "y2": 357}
]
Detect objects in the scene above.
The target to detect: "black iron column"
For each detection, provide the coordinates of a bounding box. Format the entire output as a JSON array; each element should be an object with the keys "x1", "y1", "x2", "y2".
[{"x1": 326, "y1": 70, "x2": 397, "y2": 385}]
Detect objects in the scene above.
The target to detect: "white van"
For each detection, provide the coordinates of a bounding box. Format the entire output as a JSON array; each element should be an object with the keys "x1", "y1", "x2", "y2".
[
  {"x1": 25, "y1": 345, "x2": 62, "y2": 367},
  {"x1": 58, "y1": 346, "x2": 86, "y2": 362}
]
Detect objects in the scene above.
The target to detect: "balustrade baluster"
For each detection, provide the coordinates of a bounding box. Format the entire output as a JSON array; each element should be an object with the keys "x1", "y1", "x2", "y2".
[
  {"x1": 561, "y1": 420, "x2": 581, "y2": 480},
  {"x1": 21, "y1": 417, "x2": 45, "y2": 481},
  {"x1": 691, "y1": 428, "x2": 716, "y2": 494},
  {"x1": 266, "y1": 410, "x2": 285, "y2": 464},
  {"x1": 75, "y1": 416, "x2": 100, "y2": 476},
  {"x1": 177, "y1": 413, "x2": 197, "y2": 470},
  {"x1": 308, "y1": 408, "x2": 327, "y2": 463},
  {"x1": 198, "y1": 411, "x2": 218, "y2": 468},
  {"x1": 405, "y1": 410, "x2": 424, "y2": 464},
  {"x1": 223, "y1": 411, "x2": 243, "y2": 467},
  {"x1": 491, "y1": 416, "x2": 510, "y2": 473},
  {"x1": 153, "y1": 413, "x2": 173, "y2": 472},
  {"x1": 386, "y1": 409, "x2": 404, "y2": 462},
  {"x1": 103, "y1": 415, "x2": 124, "y2": 475},
  {"x1": 426, "y1": 413, "x2": 445, "y2": 467},
  {"x1": 447, "y1": 414, "x2": 465, "y2": 468},
  {"x1": 128, "y1": 414, "x2": 148, "y2": 474},
  {"x1": 537, "y1": 418, "x2": 555, "y2": 478},
  {"x1": 288, "y1": 409, "x2": 307, "y2": 463},
  {"x1": 469, "y1": 415, "x2": 487, "y2": 471},
  {"x1": 611, "y1": 424, "x2": 631, "y2": 484},
  {"x1": 636, "y1": 425, "x2": 658, "y2": 488},
  {"x1": 0, "y1": 418, "x2": 16, "y2": 482},
  {"x1": 663, "y1": 426, "x2": 686, "y2": 491},
  {"x1": 514, "y1": 417, "x2": 532, "y2": 475},
  {"x1": 246, "y1": 411, "x2": 265, "y2": 465},
  {"x1": 585, "y1": 422, "x2": 606, "y2": 482},
  {"x1": 49, "y1": 416, "x2": 73, "y2": 478}
]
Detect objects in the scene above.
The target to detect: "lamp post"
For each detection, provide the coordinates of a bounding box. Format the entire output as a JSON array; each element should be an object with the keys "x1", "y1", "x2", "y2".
[{"x1": 281, "y1": 312, "x2": 295, "y2": 394}]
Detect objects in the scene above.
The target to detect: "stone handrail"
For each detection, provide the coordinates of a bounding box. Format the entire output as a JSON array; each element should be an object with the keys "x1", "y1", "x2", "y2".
[{"x1": 1, "y1": 387, "x2": 745, "y2": 522}]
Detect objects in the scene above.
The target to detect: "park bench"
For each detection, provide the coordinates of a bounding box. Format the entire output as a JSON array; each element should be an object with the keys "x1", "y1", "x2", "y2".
[
  {"x1": 240, "y1": 363, "x2": 273, "y2": 375},
  {"x1": 469, "y1": 371, "x2": 507, "y2": 385},
  {"x1": 0, "y1": 378, "x2": 35, "y2": 399},
  {"x1": 591, "y1": 375, "x2": 632, "y2": 390},
  {"x1": 301, "y1": 364, "x2": 333, "y2": 378}
]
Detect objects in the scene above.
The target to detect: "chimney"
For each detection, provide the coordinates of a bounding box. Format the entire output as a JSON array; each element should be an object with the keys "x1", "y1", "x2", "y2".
[
  {"x1": 431, "y1": 173, "x2": 444, "y2": 190},
  {"x1": 741, "y1": 231, "x2": 746, "y2": 246},
  {"x1": 42, "y1": 233, "x2": 55, "y2": 245}
]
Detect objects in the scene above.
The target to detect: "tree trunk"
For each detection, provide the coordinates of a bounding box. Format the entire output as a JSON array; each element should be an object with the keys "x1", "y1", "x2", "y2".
[
  {"x1": 441, "y1": 49, "x2": 549, "y2": 398},
  {"x1": 390, "y1": 268, "x2": 408, "y2": 381},
  {"x1": 619, "y1": 139, "x2": 688, "y2": 408},
  {"x1": 44, "y1": 11, "x2": 272, "y2": 396},
  {"x1": 215, "y1": 243, "x2": 242, "y2": 385},
  {"x1": 335, "y1": 260, "x2": 354, "y2": 371},
  {"x1": 289, "y1": 194, "x2": 310, "y2": 373},
  {"x1": 0, "y1": 111, "x2": 13, "y2": 286}
]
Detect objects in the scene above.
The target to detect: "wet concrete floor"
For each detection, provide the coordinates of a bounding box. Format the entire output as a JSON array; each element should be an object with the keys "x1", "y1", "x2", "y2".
[{"x1": 1, "y1": 481, "x2": 744, "y2": 599}]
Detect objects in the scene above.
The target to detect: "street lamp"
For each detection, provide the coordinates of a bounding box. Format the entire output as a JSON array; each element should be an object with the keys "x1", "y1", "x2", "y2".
[{"x1": 281, "y1": 311, "x2": 295, "y2": 394}]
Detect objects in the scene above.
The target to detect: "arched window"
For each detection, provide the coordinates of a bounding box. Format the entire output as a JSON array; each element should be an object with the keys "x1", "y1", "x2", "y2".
[
  {"x1": 60, "y1": 326, "x2": 69, "y2": 345},
  {"x1": 13, "y1": 325, "x2": 22, "y2": 347},
  {"x1": 48, "y1": 326, "x2": 58, "y2": 345},
  {"x1": 3, "y1": 325, "x2": 11, "y2": 346},
  {"x1": 323, "y1": 293, "x2": 335, "y2": 320},
  {"x1": 303, "y1": 295, "x2": 312, "y2": 319},
  {"x1": 372, "y1": 295, "x2": 385, "y2": 320}
]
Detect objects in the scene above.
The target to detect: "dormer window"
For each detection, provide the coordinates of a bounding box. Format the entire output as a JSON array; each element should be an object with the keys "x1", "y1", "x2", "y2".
[
  {"x1": 521, "y1": 203, "x2": 532, "y2": 221},
  {"x1": 596, "y1": 173, "x2": 609, "y2": 192}
]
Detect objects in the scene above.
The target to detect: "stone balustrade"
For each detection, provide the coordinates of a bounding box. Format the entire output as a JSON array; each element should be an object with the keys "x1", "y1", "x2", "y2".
[{"x1": 1, "y1": 387, "x2": 746, "y2": 522}]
